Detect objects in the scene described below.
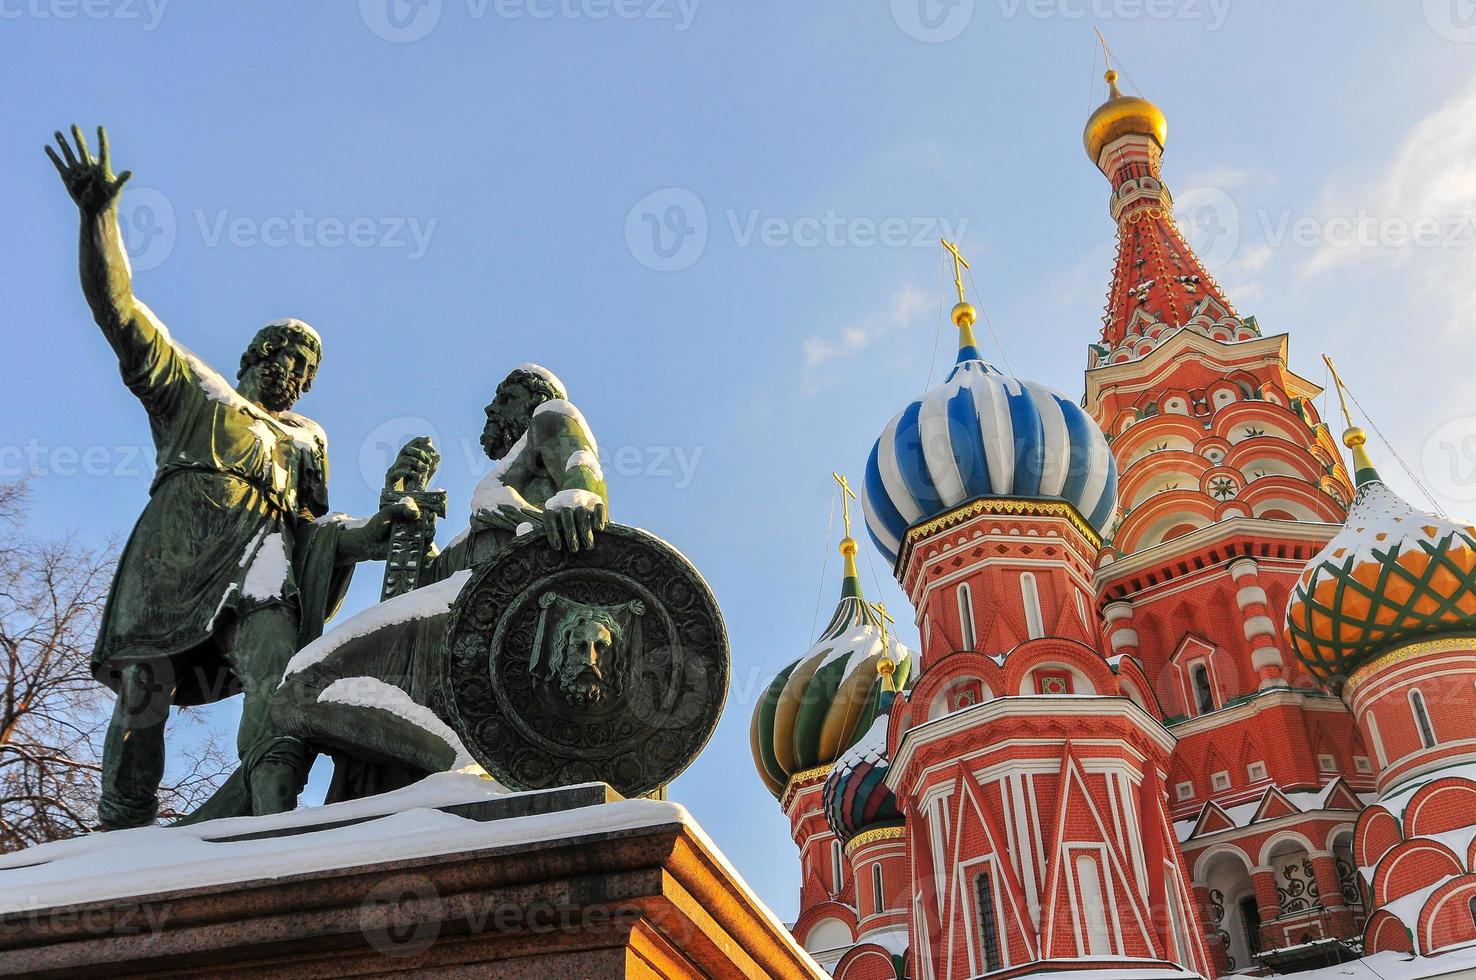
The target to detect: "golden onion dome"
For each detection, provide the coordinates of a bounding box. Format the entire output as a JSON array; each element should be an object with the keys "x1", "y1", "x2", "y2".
[{"x1": 1083, "y1": 69, "x2": 1168, "y2": 163}]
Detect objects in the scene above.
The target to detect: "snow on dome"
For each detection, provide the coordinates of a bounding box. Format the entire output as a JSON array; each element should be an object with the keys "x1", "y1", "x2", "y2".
[
  {"x1": 862, "y1": 353, "x2": 1118, "y2": 566},
  {"x1": 750, "y1": 586, "x2": 913, "y2": 799},
  {"x1": 1285, "y1": 478, "x2": 1476, "y2": 687}
]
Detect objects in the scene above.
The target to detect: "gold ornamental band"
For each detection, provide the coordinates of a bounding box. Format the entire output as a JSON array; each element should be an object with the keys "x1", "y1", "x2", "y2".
[
  {"x1": 846, "y1": 825, "x2": 906, "y2": 855},
  {"x1": 901, "y1": 497, "x2": 1102, "y2": 563},
  {"x1": 1343, "y1": 635, "x2": 1476, "y2": 696},
  {"x1": 781, "y1": 764, "x2": 835, "y2": 807}
]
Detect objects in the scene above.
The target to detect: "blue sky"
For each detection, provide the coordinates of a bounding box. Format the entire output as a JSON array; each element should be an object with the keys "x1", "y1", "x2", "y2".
[{"x1": 7, "y1": 1, "x2": 1476, "y2": 920}]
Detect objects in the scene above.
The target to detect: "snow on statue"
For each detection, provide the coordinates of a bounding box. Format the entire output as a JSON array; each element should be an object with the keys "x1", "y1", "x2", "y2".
[
  {"x1": 45, "y1": 125, "x2": 423, "y2": 830},
  {"x1": 269, "y1": 364, "x2": 610, "y2": 801}
]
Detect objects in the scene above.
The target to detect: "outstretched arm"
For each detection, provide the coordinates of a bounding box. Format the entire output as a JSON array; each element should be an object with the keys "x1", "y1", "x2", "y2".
[
  {"x1": 529, "y1": 404, "x2": 608, "y2": 552},
  {"x1": 46, "y1": 126, "x2": 181, "y2": 405}
]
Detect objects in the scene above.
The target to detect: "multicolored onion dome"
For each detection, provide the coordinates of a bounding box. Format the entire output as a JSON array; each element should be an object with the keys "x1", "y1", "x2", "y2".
[
  {"x1": 823, "y1": 691, "x2": 902, "y2": 844},
  {"x1": 862, "y1": 307, "x2": 1119, "y2": 565},
  {"x1": 751, "y1": 546, "x2": 914, "y2": 798},
  {"x1": 1286, "y1": 426, "x2": 1476, "y2": 686}
]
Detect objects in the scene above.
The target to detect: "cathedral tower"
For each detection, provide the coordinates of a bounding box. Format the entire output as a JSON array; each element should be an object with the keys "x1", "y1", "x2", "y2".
[
  {"x1": 861, "y1": 264, "x2": 1212, "y2": 980},
  {"x1": 1081, "y1": 61, "x2": 1372, "y2": 970}
]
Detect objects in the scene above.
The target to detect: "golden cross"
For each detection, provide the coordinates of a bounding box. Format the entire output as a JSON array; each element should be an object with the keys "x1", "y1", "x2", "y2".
[
  {"x1": 869, "y1": 599, "x2": 895, "y2": 642},
  {"x1": 1322, "y1": 354, "x2": 1356, "y2": 431},
  {"x1": 1094, "y1": 26, "x2": 1112, "y2": 72},
  {"x1": 832, "y1": 471, "x2": 857, "y2": 539},
  {"x1": 941, "y1": 239, "x2": 970, "y2": 305},
  {"x1": 870, "y1": 599, "x2": 899, "y2": 690},
  {"x1": 1095, "y1": 27, "x2": 1123, "y2": 98}
]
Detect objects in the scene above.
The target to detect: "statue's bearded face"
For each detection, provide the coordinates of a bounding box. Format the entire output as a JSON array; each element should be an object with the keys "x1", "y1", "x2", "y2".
[
  {"x1": 249, "y1": 343, "x2": 318, "y2": 413},
  {"x1": 481, "y1": 379, "x2": 541, "y2": 460},
  {"x1": 556, "y1": 618, "x2": 616, "y2": 705}
]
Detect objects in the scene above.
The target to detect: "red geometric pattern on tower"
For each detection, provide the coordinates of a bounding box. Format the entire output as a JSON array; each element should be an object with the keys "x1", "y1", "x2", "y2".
[{"x1": 1102, "y1": 203, "x2": 1237, "y2": 352}]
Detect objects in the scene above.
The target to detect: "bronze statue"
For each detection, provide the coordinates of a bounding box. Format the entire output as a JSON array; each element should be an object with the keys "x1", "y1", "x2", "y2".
[
  {"x1": 269, "y1": 365, "x2": 616, "y2": 800},
  {"x1": 46, "y1": 126, "x2": 418, "y2": 829}
]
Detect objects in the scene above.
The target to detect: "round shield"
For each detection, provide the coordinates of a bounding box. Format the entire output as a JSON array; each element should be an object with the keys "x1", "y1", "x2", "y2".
[{"x1": 437, "y1": 524, "x2": 729, "y2": 798}]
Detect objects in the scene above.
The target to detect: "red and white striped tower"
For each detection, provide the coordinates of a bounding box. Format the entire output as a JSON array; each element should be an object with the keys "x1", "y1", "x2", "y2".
[{"x1": 1082, "y1": 60, "x2": 1371, "y2": 969}]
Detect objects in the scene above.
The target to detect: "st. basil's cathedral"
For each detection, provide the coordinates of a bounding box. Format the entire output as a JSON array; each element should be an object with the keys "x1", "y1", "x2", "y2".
[{"x1": 750, "y1": 63, "x2": 1476, "y2": 980}]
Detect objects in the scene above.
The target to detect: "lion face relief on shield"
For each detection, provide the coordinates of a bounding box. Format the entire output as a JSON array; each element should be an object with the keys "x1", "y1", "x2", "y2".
[{"x1": 530, "y1": 592, "x2": 646, "y2": 707}]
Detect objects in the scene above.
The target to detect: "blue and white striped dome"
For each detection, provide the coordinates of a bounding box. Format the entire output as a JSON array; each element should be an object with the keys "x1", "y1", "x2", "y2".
[{"x1": 862, "y1": 351, "x2": 1119, "y2": 565}]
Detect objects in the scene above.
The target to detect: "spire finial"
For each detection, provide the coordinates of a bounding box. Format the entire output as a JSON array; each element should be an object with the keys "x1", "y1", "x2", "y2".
[
  {"x1": 941, "y1": 239, "x2": 981, "y2": 359},
  {"x1": 1095, "y1": 27, "x2": 1122, "y2": 98},
  {"x1": 1323, "y1": 354, "x2": 1381, "y2": 486},
  {"x1": 870, "y1": 599, "x2": 899, "y2": 693},
  {"x1": 833, "y1": 471, "x2": 863, "y2": 592}
]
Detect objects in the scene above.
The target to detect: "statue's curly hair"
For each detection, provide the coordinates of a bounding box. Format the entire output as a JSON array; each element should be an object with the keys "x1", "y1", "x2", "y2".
[
  {"x1": 238, "y1": 319, "x2": 323, "y2": 390},
  {"x1": 498, "y1": 367, "x2": 566, "y2": 407}
]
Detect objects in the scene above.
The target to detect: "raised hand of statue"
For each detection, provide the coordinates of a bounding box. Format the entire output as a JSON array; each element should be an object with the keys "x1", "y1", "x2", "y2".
[
  {"x1": 45, "y1": 125, "x2": 131, "y2": 215},
  {"x1": 386, "y1": 436, "x2": 441, "y2": 493}
]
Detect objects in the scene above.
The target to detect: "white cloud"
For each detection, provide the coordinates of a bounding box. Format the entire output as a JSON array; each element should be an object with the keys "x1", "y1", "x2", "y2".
[
  {"x1": 1298, "y1": 77, "x2": 1476, "y2": 321},
  {"x1": 1181, "y1": 167, "x2": 1255, "y2": 191},
  {"x1": 802, "y1": 283, "x2": 929, "y2": 369}
]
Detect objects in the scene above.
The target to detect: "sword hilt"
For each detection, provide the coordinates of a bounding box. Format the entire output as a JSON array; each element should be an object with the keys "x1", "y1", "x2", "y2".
[{"x1": 379, "y1": 487, "x2": 448, "y2": 600}]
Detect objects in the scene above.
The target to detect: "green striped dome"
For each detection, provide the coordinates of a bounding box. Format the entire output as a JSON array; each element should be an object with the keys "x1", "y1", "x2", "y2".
[{"x1": 750, "y1": 566, "x2": 913, "y2": 799}]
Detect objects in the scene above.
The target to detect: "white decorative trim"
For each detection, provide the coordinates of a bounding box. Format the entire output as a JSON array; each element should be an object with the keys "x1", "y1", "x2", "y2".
[
  {"x1": 1229, "y1": 558, "x2": 1261, "y2": 582},
  {"x1": 1243, "y1": 615, "x2": 1275, "y2": 640},
  {"x1": 1236, "y1": 586, "x2": 1268, "y2": 610},
  {"x1": 887, "y1": 697, "x2": 1174, "y2": 795},
  {"x1": 1251, "y1": 646, "x2": 1285, "y2": 670},
  {"x1": 1111, "y1": 628, "x2": 1140, "y2": 651}
]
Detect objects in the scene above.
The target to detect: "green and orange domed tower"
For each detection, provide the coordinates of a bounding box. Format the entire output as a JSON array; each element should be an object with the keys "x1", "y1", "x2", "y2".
[
  {"x1": 1284, "y1": 363, "x2": 1476, "y2": 961},
  {"x1": 1286, "y1": 372, "x2": 1476, "y2": 690}
]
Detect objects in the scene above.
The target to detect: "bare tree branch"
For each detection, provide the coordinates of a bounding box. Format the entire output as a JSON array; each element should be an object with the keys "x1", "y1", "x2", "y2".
[{"x1": 0, "y1": 481, "x2": 228, "y2": 851}]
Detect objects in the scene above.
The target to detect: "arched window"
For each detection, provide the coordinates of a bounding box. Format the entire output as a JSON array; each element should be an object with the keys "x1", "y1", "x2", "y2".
[
  {"x1": 1191, "y1": 663, "x2": 1215, "y2": 715},
  {"x1": 974, "y1": 871, "x2": 1001, "y2": 972},
  {"x1": 1410, "y1": 689, "x2": 1437, "y2": 749},
  {"x1": 1366, "y1": 712, "x2": 1388, "y2": 767},
  {"x1": 1076, "y1": 854, "x2": 1111, "y2": 955},
  {"x1": 1021, "y1": 573, "x2": 1043, "y2": 639},
  {"x1": 958, "y1": 583, "x2": 976, "y2": 651},
  {"x1": 872, "y1": 863, "x2": 884, "y2": 915},
  {"x1": 831, "y1": 839, "x2": 844, "y2": 894}
]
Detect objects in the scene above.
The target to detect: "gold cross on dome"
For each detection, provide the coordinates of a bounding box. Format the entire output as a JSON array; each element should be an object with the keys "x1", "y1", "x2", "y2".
[
  {"x1": 869, "y1": 599, "x2": 895, "y2": 641},
  {"x1": 1095, "y1": 27, "x2": 1112, "y2": 72},
  {"x1": 1323, "y1": 354, "x2": 1356, "y2": 431},
  {"x1": 832, "y1": 471, "x2": 857, "y2": 539},
  {"x1": 941, "y1": 239, "x2": 970, "y2": 305}
]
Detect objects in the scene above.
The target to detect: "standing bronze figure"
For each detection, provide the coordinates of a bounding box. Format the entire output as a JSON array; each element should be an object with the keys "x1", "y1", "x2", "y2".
[{"x1": 47, "y1": 126, "x2": 417, "y2": 829}]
